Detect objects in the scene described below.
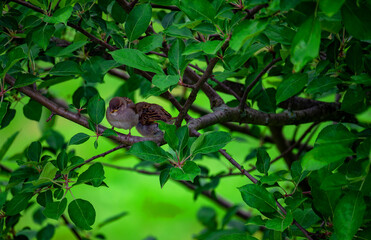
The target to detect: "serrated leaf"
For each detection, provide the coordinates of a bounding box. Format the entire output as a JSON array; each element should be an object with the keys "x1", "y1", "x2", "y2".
[
  {"x1": 137, "y1": 34, "x2": 163, "y2": 53},
  {"x1": 125, "y1": 4, "x2": 152, "y2": 42},
  {"x1": 88, "y1": 94, "x2": 105, "y2": 124},
  {"x1": 190, "y1": 131, "x2": 231, "y2": 156},
  {"x1": 276, "y1": 73, "x2": 308, "y2": 104},
  {"x1": 111, "y1": 48, "x2": 163, "y2": 74},
  {"x1": 68, "y1": 199, "x2": 96, "y2": 230},
  {"x1": 152, "y1": 74, "x2": 179, "y2": 90},
  {"x1": 230, "y1": 20, "x2": 268, "y2": 51},
  {"x1": 169, "y1": 161, "x2": 200, "y2": 181},
  {"x1": 178, "y1": 0, "x2": 216, "y2": 22},
  {"x1": 43, "y1": 198, "x2": 67, "y2": 220},
  {"x1": 69, "y1": 133, "x2": 90, "y2": 145},
  {"x1": 75, "y1": 163, "x2": 105, "y2": 187},
  {"x1": 129, "y1": 141, "x2": 170, "y2": 163},
  {"x1": 239, "y1": 184, "x2": 277, "y2": 212},
  {"x1": 33, "y1": 162, "x2": 58, "y2": 186}
]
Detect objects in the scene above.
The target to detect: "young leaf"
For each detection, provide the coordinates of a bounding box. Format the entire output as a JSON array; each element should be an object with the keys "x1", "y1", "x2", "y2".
[
  {"x1": 88, "y1": 94, "x2": 105, "y2": 124},
  {"x1": 129, "y1": 141, "x2": 170, "y2": 163},
  {"x1": 69, "y1": 133, "x2": 91, "y2": 145},
  {"x1": 334, "y1": 191, "x2": 366, "y2": 240},
  {"x1": 75, "y1": 163, "x2": 105, "y2": 187},
  {"x1": 176, "y1": 125, "x2": 189, "y2": 153},
  {"x1": 110, "y1": 49, "x2": 163, "y2": 74},
  {"x1": 290, "y1": 16, "x2": 321, "y2": 72},
  {"x1": 158, "y1": 122, "x2": 177, "y2": 150},
  {"x1": 276, "y1": 73, "x2": 308, "y2": 104},
  {"x1": 57, "y1": 150, "x2": 68, "y2": 171},
  {"x1": 170, "y1": 161, "x2": 201, "y2": 182},
  {"x1": 43, "y1": 198, "x2": 67, "y2": 220},
  {"x1": 5, "y1": 192, "x2": 33, "y2": 216},
  {"x1": 238, "y1": 184, "x2": 277, "y2": 212},
  {"x1": 32, "y1": 162, "x2": 58, "y2": 186},
  {"x1": 256, "y1": 148, "x2": 270, "y2": 174},
  {"x1": 27, "y1": 141, "x2": 42, "y2": 162},
  {"x1": 125, "y1": 4, "x2": 152, "y2": 42},
  {"x1": 68, "y1": 199, "x2": 96, "y2": 230},
  {"x1": 190, "y1": 131, "x2": 231, "y2": 156}
]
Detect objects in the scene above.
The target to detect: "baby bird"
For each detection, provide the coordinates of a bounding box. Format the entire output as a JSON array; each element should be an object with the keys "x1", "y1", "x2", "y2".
[
  {"x1": 134, "y1": 102, "x2": 173, "y2": 137},
  {"x1": 106, "y1": 97, "x2": 139, "y2": 136}
]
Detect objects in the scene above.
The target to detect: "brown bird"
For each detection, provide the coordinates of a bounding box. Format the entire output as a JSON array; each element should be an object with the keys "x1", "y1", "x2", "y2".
[
  {"x1": 106, "y1": 97, "x2": 139, "y2": 136},
  {"x1": 134, "y1": 102, "x2": 173, "y2": 137}
]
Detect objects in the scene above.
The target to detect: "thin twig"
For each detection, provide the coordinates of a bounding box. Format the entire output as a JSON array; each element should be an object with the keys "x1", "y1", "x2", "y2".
[{"x1": 61, "y1": 214, "x2": 82, "y2": 240}]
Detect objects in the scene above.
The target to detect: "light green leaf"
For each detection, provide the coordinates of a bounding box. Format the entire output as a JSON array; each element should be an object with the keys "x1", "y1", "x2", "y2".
[
  {"x1": 230, "y1": 20, "x2": 268, "y2": 51},
  {"x1": 43, "y1": 6, "x2": 73, "y2": 25},
  {"x1": 178, "y1": 0, "x2": 216, "y2": 22},
  {"x1": 75, "y1": 163, "x2": 105, "y2": 187},
  {"x1": 129, "y1": 141, "x2": 170, "y2": 163},
  {"x1": 111, "y1": 48, "x2": 163, "y2": 74},
  {"x1": 169, "y1": 161, "x2": 200, "y2": 181},
  {"x1": 190, "y1": 131, "x2": 231, "y2": 156},
  {"x1": 32, "y1": 162, "x2": 58, "y2": 186},
  {"x1": 290, "y1": 16, "x2": 321, "y2": 72},
  {"x1": 68, "y1": 199, "x2": 96, "y2": 230},
  {"x1": 125, "y1": 4, "x2": 152, "y2": 42},
  {"x1": 239, "y1": 184, "x2": 277, "y2": 212},
  {"x1": 276, "y1": 73, "x2": 308, "y2": 104},
  {"x1": 152, "y1": 74, "x2": 179, "y2": 90}
]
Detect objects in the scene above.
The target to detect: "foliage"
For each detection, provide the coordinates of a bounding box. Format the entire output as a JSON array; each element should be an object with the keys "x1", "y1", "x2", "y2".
[{"x1": 0, "y1": 0, "x2": 370, "y2": 239}]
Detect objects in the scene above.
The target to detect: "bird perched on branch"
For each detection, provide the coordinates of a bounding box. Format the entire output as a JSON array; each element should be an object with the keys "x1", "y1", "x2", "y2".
[
  {"x1": 106, "y1": 97, "x2": 138, "y2": 136},
  {"x1": 106, "y1": 97, "x2": 172, "y2": 137}
]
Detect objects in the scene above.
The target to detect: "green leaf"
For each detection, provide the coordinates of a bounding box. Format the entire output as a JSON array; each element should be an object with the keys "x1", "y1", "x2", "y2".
[
  {"x1": 0, "y1": 131, "x2": 18, "y2": 161},
  {"x1": 129, "y1": 141, "x2": 170, "y2": 163},
  {"x1": 239, "y1": 184, "x2": 277, "y2": 212},
  {"x1": 351, "y1": 74, "x2": 371, "y2": 86},
  {"x1": 342, "y1": 0, "x2": 371, "y2": 41},
  {"x1": 57, "y1": 150, "x2": 68, "y2": 171},
  {"x1": 37, "y1": 190, "x2": 53, "y2": 208},
  {"x1": 265, "y1": 211, "x2": 293, "y2": 231},
  {"x1": 178, "y1": 0, "x2": 216, "y2": 22},
  {"x1": 1, "y1": 45, "x2": 27, "y2": 78},
  {"x1": 32, "y1": 25, "x2": 55, "y2": 51},
  {"x1": 293, "y1": 208, "x2": 320, "y2": 229},
  {"x1": 164, "y1": 25, "x2": 194, "y2": 39},
  {"x1": 88, "y1": 94, "x2": 105, "y2": 124},
  {"x1": 319, "y1": 0, "x2": 345, "y2": 16},
  {"x1": 169, "y1": 39, "x2": 186, "y2": 72},
  {"x1": 43, "y1": 6, "x2": 73, "y2": 25},
  {"x1": 32, "y1": 162, "x2": 58, "y2": 186},
  {"x1": 23, "y1": 99, "x2": 42, "y2": 121},
  {"x1": 102, "y1": 129, "x2": 118, "y2": 137},
  {"x1": 170, "y1": 161, "x2": 201, "y2": 181},
  {"x1": 13, "y1": 73, "x2": 40, "y2": 88},
  {"x1": 82, "y1": 57, "x2": 120, "y2": 83},
  {"x1": 334, "y1": 191, "x2": 365, "y2": 240},
  {"x1": 36, "y1": 224, "x2": 55, "y2": 240},
  {"x1": 346, "y1": 42, "x2": 364, "y2": 74},
  {"x1": 111, "y1": 48, "x2": 163, "y2": 74},
  {"x1": 68, "y1": 199, "x2": 96, "y2": 230},
  {"x1": 306, "y1": 76, "x2": 341, "y2": 95},
  {"x1": 256, "y1": 148, "x2": 270, "y2": 174},
  {"x1": 276, "y1": 73, "x2": 308, "y2": 104},
  {"x1": 315, "y1": 124, "x2": 357, "y2": 147},
  {"x1": 158, "y1": 122, "x2": 177, "y2": 150},
  {"x1": 200, "y1": 40, "x2": 224, "y2": 55},
  {"x1": 264, "y1": 24, "x2": 296, "y2": 45},
  {"x1": 152, "y1": 74, "x2": 179, "y2": 90},
  {"x1": 27, "y1": 141, "x2": 42, "y2": 162},
  {"x1": 159, "y1": 168, "x2": 170, "y2": 188},
  {"x1": 176, "y1": 125, "x2": 189, "y2": 153},
  {"x1": 43, "y1": 198, "x2": 67, "y2": 220},
  {"x1": 49, "y1": 61, "x2": 83, "y2": 76},
  {"x1": 125, "y1": 4, "x2": 152, "y2": 42},
  {"x1": 137, "y1": 34, "x2": 163, "y2": 53},
  {"x1": 197, "y1": 206, "x2": 217, "y2": 229},
  {"x1": 98, "y1": 211, "x2": 129, "y2": 228},
  {"x1": 290, "y1": 16, "x2": 321, "y2": 72},
  {"x1": 230, "y1": 20, "x2": 268, "y2": 51},
  {"x1": 190, "y1": 131, "x2": 231, "y2": 156},
  {"x1": 5, "y1": 192, "x2": 33, "y2": 216},
  {"x1": 290, "y1": 161, "x2": 309, "y2": 185},
  {"x1": 341, "y1": 86, "x2": 366, "y2": 114},
  {"x1": 320, "y1": 173, "x2": 348, "y2": 190},
  {"x1": 221, "y1": 205, "x2": 239, "y2": 229},
  {"x1": 69, "y1": 133, "x2": 90, "y2": 145},
  {"x1": 75, "y1": 163, "x2": 105, "y2": 187},
  {"x1": 46, "y1": 41, "x2": 87, "y2": 57},
  {"x1": 301, "y1": 144, "x2": 353, "y2": 171},
  {"x1": 0, "y1": 102, "x2": 8, "y2": 124}
]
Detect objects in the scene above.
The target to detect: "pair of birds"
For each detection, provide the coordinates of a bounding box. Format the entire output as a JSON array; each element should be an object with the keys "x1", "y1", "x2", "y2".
[{"x1": 106, "y1": 97, "x2": 172, "y2": 137}]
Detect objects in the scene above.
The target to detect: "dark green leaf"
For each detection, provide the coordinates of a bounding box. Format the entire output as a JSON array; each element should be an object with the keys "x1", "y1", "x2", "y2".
[
  {"x1": 176, "y1": 125, "x2": 189, "y2": 153},
  {"x1": 69, "y1": 133, "x2": 90, "y2": 145},
  {"x1": 43, "y1": 198, "x2": 67, "y2": 220},
  {"x1": 290, "y1": 161, "x2": 309, "y2": 185},
  {"x1": 27, "y1": 141, "x2": 42, "y2": 162},
  {"x1": 98, "y1": 211, "x2": 128, "y2": 228},
  {"x1": 46, "y1": 41, "x2": 87, "y2": 57},
  {"x1": 88, "y1": 94, "x2": 105, "y2": 124},
  {"x1": 164, "y1": 25, "x2": 194, "y2": 39},
  {"x1": 23, "y1": 99, "x2": 42, "y2": 121},
  {"x1": 5, "y1": 192, "x2": 33, "y2": 216},
  {"x1": 178, "y1": 0, "x2": 216, "y2": 22},
  {"x1": 43, "y1": 6, "x2": 73, "y2": 24},
  {"x1": 169, "y1": 161, "x2": 201, "y2": 181},
  {"x1": 197, "y1": 206, "x2": 217, "y2": 229},
  {"x1": 137, "y1": 34, "x2": 163, "y2": 53},
  {"x1": 264, "y1": 24, "x2": 295, "y2": 45},
  {"x1": 129, "y1": 141, "x2": 170, "y2": 163},
  {"x1": 32, "y1": 25, "x2": 55, "y2": 51},
  {"x1": 290, "y1": 16, "x2": 321, "y2": 71},
  {"x1": 319, "y1": 0, "x2": 345, "y2": 16},
  {"x1": 341, "y1": 86, "x2": 366, "y2": 114},
  {"x1": 75, "y1": 163, "x2": 105, "y2": 187},
  {"x1": 351, "y1": 74, "x2": 371, "y2": 86},
  {"x1": 342, "y1": 0, "x2": 371, "y2": 41},
  {"x1": 265, "y1": 211, "x2": 293, "y2": 231},
  {"x1": 306, "y1": 76, "x2": 341, "y2": 95},
  {"x1": 230, "y1": 20, "x2": 268, "y2": 51},
  {"x1": 159, "y1": 168, "x2": 170, "y2": 188},
  {"x1": 49, "y1": 61, "x2": 83, "y2": 76},
  {"x1": 346, "y1": 42, "x2": 364, "y2": 74},
  {"x1": 110, "y1": 2, "x2": 127, "y2": 23},
  {"x1": 36, "y1": 224, "x2": 55, "y2": 240},
  {"x1": 169, "y1": 39, "x2": 186, "y2": 72},
  {"x1": 316, "y1": 124, "x2": 357, "y2": 147},
  {"x1": 152, "y1": 74, "x2": 179, "y2": 90},
  {"x1": 276, "y1": 73, "x2": 308, "y2": 104},
  {"x1": 0, "y1": 102, "x2": 8, "y2": 124},
  {"x1": 101, "y1": 129, "x2": 117, "y2": 137},
  {"x1": 37, "y1": 190, "x2": 53, "y2": 208},
  {"x1": 111, "y1": 49, "x2": 163, "y2": 74},
  {"x1": 125, "y1": 4, "x2": 152, "y2": 42},
  {"x1": 68, "y1": 199, "x2": 96, "y2": 230},
  {"x1": 81, "y1": 57, "x2": 119, "y2": 83},
  {"x1": 293, "y1": 208, "x2": 320, "y2": 229},
  {"x1": 57, "y1": 150, "x2": 68, "y2": 171},
  {"x1": 334, "y1": 191, "x2": 366, "y2": 240},
  {"x1": 239, "y1": 184, "x2": 277, "y2": 212},
  {"x1": 13, "y1": 74, "x2": 40, "y2": 88},
  {"x1": 256, "y1": 148, "x2": 270, "y2": 174},
  {"x1": 190, "y1": 131, "x2": 231, "y2": 156},
  {"x1": 320, "y1": 172, "x2": 348, "y2": 190},
  {"x1": 0, "y1": 131, "x2": 19, "y2": 161},
  {"x1": 158, "y1": 122, "x2": 177, "y2": 150}
]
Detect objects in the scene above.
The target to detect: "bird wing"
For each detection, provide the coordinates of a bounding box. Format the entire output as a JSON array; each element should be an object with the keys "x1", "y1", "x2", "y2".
[{"x1": 135, "y1": 102, "x2": 172, "y2": 125}]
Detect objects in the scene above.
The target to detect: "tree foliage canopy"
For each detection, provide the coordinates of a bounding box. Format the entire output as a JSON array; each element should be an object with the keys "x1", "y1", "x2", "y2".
[{"x1": 0, "y1": 0, "x2": 371, "y2": 239}]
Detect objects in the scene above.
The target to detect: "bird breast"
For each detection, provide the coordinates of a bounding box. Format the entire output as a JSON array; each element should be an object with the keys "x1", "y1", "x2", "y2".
[{"x1": 106, "y1": 108, "x2": 138, "y2": 130}]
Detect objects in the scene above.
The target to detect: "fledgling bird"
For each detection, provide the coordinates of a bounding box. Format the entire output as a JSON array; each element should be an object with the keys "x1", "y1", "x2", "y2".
[
  {"x1": 134, "y1": 102, "x2": 173, "y2": 137},
  {"x1": 106, "y1": 97, "x2": 139, "y2": 136}
]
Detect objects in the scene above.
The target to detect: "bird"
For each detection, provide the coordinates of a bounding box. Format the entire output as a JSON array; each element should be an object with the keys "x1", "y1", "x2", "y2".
[
  {"x1": 134, "y1": 102, "x2": 173, "y2": 137},
  {"x1": 106, "y1": 97, "x2": 139, "y2": 136}
]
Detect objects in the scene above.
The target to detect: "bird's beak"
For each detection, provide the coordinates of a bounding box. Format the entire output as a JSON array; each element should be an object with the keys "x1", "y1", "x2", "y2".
[{"x1": 110, "y1": 109, "x2": 118, "y2": 113}]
